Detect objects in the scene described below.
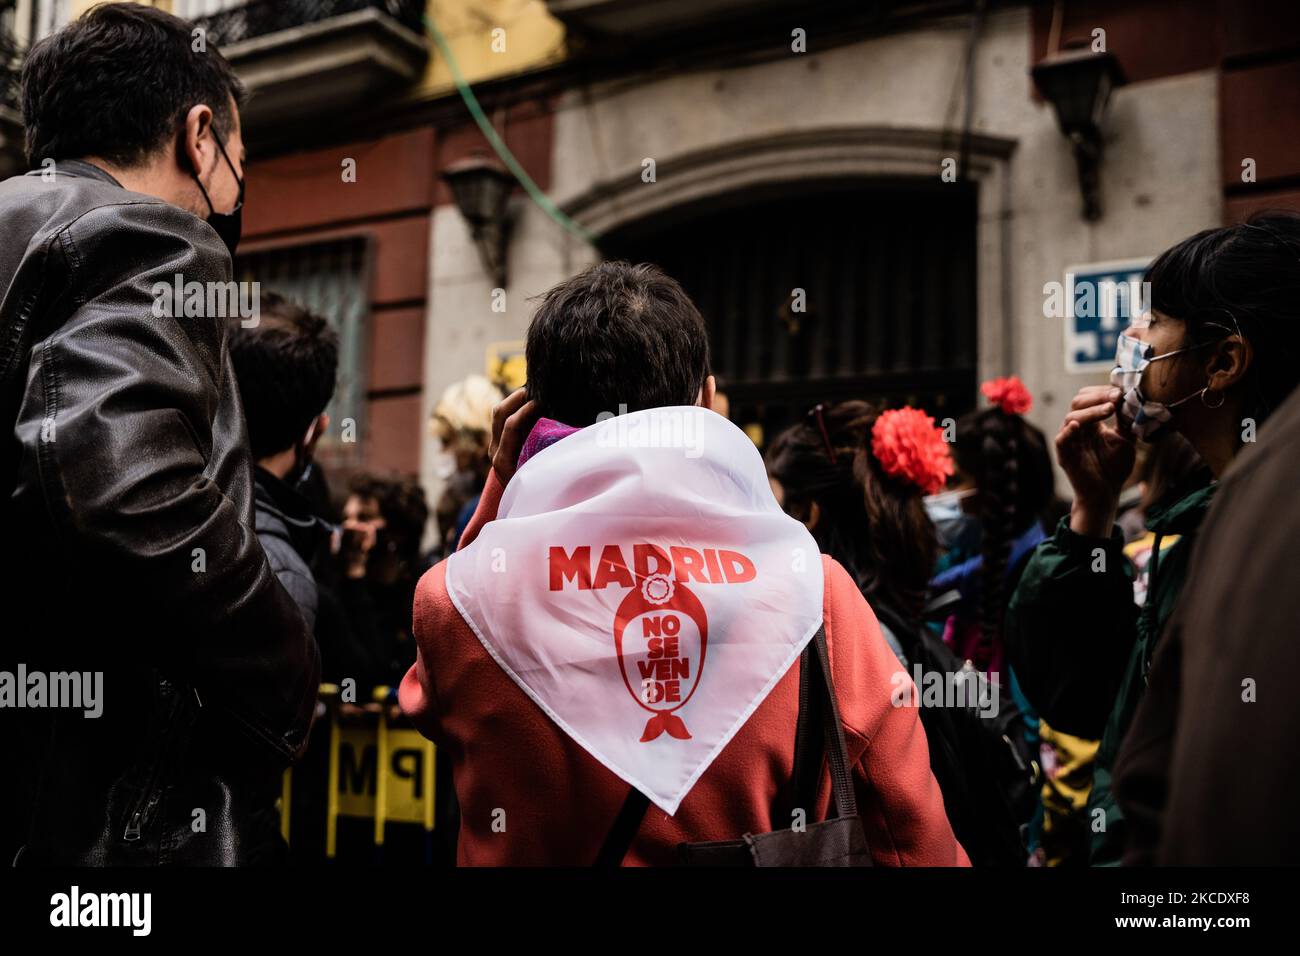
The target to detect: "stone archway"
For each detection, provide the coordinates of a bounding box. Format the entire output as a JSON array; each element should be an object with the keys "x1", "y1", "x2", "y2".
[{"x1": 560, "y1": 125, "x2": 1019, "y2": 435}]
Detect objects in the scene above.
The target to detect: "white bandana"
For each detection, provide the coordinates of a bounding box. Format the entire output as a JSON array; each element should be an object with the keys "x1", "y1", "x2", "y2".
[{"x1": 446, "y1": 406, "x2": 825, "y2": 814}]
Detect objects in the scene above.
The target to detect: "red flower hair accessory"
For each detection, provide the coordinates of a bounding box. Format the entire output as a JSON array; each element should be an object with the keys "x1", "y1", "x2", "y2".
[
  {"x1": 870, "y1": 407, "x2": 954, "y2": 495},
  {"x1": 981, "y1": 375, "x2": 1032, "y2": 415}
]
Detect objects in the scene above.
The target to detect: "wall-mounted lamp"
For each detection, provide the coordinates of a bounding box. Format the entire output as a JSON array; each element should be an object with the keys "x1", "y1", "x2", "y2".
[
  {"x1": 441, "y1": 152, "x2": 515, "y2": 288},
  {"x1": 1032, "y1": 45, "x2": 1126, "y2": 221}
]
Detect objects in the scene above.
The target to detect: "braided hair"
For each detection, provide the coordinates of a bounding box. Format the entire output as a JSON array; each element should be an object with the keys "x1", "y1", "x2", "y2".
[{"x1": 953, "y1": 408, "x2": 1054, "y2": 662}]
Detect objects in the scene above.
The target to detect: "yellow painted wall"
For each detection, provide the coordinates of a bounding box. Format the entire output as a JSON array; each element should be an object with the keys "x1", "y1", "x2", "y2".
[{"x1": 415, "y1": 0, "x2": 568, "y2": 98}]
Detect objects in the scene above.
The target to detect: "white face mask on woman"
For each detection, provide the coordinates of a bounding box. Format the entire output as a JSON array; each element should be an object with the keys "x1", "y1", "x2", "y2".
[
  {"x1": 922, "y1": 486, "x2": 975, "y2": 517},
  {"x1": 923, "y1": 487, "x2": 978, "y2": 551},
  {"x1": 1109, "y1": 332, "x2": 1215, "y2": 439}
]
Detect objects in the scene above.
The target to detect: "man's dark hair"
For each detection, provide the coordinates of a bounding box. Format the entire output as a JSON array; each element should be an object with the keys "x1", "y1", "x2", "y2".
[
  {"x1": 21, "y1": 2, "x2": 246, "y2": 167},
  {"x1": 228, "y1": 293, "x2": 339, "y2": 461},
  {"x1": 525, "y1": 261, "x2": 711, "y2": 426}
]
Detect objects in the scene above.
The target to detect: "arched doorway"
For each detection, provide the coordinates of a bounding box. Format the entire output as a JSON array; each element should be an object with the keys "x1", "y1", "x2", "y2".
[{"x1": 601, "y1": 177, "x2": 979, "y2": 446}]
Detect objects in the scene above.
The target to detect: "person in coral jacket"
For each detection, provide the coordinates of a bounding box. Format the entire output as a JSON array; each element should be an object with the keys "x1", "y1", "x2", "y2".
[{"x1": 399, "y1": 262, "x2": 967, "y2": 867}]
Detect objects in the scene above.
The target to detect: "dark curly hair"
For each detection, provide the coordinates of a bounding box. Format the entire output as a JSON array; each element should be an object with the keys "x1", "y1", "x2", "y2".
[
  {"x1": 349, "y1": 473, "x2": 429, "y2": 581},
  {"x1": 766, "y1": 400, "x2": 937, "y2": 624}
]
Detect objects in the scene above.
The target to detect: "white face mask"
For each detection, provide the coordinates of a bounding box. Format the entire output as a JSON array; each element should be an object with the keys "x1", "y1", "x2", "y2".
[
  {"x1": 1109, "y1": 332, "x2": 1211, "y2": 440},
  {"x1": 433, "y1": 451, "x2": 457, "y2": 481},
  {"x1": 922, "y1": 487, "x2": 975, "y2": 519}
]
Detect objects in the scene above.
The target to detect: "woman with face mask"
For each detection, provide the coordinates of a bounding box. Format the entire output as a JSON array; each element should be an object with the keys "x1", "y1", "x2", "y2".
[{"x1": 1005, "y1": 210, "x2": 1300, "y2": 866}]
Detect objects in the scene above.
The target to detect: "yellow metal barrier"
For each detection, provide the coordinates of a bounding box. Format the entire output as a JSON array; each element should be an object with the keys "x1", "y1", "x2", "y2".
[
  {"x1": 372, "y1": 686, "x2": 437, "y2": 851},
  {"x1": 300, "y1": 683, "x2": 438, "y2": 861},
  {"x1": 280, "y1": 766, "x2": 292, "y2": 844}
]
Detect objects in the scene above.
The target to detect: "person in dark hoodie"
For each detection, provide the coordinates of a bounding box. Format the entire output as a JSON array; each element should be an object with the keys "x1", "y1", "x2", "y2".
[{"x1": 227, "y1": 292, "x2": 339, "y2": 632}]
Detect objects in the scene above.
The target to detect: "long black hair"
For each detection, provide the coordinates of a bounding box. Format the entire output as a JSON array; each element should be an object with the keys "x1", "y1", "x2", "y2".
[
  {"x1": 1146, "y1": 209, "x2": 1300, "y2": 426},
  {"x1": 766, "y1": 401, "x2": 937, "y2": 624},
  {"x1": 953, "y1": 408, "x2": 1054, "y2": 659}
]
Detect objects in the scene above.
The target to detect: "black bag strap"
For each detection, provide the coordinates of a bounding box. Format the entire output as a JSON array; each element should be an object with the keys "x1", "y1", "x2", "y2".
[
  {"x1": 595, "y1": 624, "x2": 855, "y2": 865},
  {"x1": 787, "y1": 635, "x2": 822, "y2": 818},
  {"x1": 593, "y1": 786, "x2": 650, "y2": 867},
  {"x1": 805, "y1": 624, "x2": 859, "y2": 820}
]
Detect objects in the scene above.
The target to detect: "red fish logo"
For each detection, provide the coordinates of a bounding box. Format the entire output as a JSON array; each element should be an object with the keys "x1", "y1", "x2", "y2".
[{"x1": 613, "y1": 573, "x2": 709, "y2": 742}]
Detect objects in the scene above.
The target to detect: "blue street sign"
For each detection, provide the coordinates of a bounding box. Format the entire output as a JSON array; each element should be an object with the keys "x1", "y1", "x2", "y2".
[{"x1": 1064, "y1": 258, "x2": 1151, "y2": 372}]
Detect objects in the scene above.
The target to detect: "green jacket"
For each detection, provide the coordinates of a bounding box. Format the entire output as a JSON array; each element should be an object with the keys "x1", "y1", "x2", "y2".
[{"x1": 1006, "y1": 473, "x2": 1215, "y2": 865}]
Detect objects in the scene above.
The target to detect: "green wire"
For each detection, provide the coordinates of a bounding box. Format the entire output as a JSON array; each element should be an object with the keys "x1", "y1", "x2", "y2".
[{"x1": 422, "y1": 14, "x2": 595, "y2": 245}]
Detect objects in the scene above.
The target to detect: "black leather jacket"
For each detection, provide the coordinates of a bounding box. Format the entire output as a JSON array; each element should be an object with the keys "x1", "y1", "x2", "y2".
[{"x1": 0, "y1": 161, "x2": 320, "y2": 865}]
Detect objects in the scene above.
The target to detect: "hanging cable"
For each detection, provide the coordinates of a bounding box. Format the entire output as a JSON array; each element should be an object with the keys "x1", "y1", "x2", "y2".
[
  {"x1": 957, "y1": 0, "x2": 987, "y2": 181},
  {"x1": 422, "y1": 13, "x2": 595, "y2": 244}
]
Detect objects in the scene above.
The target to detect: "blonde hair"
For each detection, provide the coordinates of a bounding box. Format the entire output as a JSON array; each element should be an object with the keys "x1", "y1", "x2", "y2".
[{"x1": 431, "y1": 374, "x2": 500, "y2": 444}]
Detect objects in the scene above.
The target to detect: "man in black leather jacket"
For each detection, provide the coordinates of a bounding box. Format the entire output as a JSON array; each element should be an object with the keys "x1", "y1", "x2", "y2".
[{"x1": 0, "y1": 4, "x2": 319, "y2": 864}]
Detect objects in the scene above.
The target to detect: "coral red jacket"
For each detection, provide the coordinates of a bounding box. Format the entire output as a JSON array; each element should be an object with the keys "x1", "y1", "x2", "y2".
[{"x1": 399, "y1": 470, "x2": 968, "y2": 866}]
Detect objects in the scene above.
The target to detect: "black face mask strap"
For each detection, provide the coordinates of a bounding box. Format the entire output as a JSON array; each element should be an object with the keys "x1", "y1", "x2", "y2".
[
  {"x1": 192, "y1": 164, "x2": 217, "y2": 217},
  {"x1": 192, "y1": 125, "x2": 243, "y2": 215},
  {"x1": 213, "y1": 129, "x2": 244, "y2": 201}
]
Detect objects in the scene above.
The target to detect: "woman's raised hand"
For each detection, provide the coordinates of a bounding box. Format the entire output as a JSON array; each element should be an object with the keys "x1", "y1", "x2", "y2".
[{"x1": 1056, "y1": 385, "x2": 1136, "y2": 538}]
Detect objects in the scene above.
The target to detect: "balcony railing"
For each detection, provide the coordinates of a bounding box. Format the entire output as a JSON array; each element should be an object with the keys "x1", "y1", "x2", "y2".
[
  {"x1": 546, "y1": 0, "x2": 786, "y2": 38},
  {"x1": 194, "y1": 0, "x2": 427, "y2": 48},
  {"x1": 191, "y1": 0, "x2": 431, "y2": 129}
]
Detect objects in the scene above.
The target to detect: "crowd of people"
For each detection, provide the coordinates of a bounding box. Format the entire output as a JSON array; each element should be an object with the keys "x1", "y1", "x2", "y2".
[
  {"x1": 3, "y1": 3, "x2": 1300, "y2": 868},
  {"x1": 395, "y1": 218, "x2": 1300, "y2": 865}
]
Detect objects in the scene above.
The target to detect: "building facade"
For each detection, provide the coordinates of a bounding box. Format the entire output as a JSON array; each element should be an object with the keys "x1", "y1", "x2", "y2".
[{"x1": 5, "y1": 0, "x2": 1299, "y2": 524}]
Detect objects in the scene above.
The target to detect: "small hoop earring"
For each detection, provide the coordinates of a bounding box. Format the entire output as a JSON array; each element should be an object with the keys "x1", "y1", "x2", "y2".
[{"x1": 1201, "y1": 387, "x2": 1226, "y2": 409}]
